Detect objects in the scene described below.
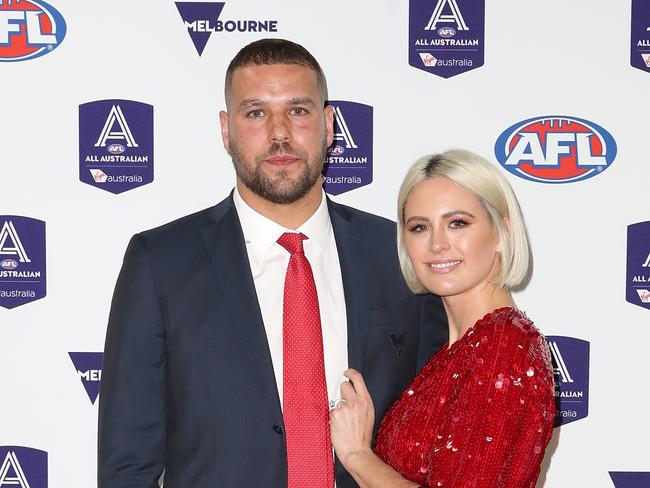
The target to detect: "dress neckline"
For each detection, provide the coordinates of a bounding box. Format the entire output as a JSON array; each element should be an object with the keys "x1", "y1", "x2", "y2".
[{"x1": 444, "y1": 306, "x2": 519, "y2": 354}]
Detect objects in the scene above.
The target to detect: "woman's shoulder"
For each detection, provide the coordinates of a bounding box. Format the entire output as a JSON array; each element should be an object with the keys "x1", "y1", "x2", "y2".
[
  {"x1": 472, "y1": 307, "x2": 551, "y2": 370},
  {"x1": 475, "y1": 307, "x2": 542, "y2": 343}
]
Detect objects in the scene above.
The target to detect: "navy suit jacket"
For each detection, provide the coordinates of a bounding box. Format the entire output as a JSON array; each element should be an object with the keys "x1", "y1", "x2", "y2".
[{"x1": 98, "y1": 194, "x2": 447, "y2": 488}]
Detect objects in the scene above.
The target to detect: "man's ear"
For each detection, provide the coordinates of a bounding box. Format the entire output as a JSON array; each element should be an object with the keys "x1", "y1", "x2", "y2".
[
  {"x1": 324, "y1": 104, "x2": 334, "y2": 148},
  {"x1": 219, "y1": 110, "x2": 230, "y2": 152}
]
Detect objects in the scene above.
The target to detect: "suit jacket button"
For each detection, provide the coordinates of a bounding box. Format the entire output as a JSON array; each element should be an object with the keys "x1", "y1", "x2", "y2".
[{"x1": 272, "y1": 425, "x2": 283, "y2": 435}]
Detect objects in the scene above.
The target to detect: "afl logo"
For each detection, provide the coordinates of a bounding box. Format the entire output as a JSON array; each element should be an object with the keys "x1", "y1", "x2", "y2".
[
  {"x1": 494, "y1": 115, "x2": 617, "y2": 184},
  {"x1": 0, "y1": 259, "x2": 18, "y2": 270},
  {"x1": 107, "y1": 143, "x2": 125, "y2": 154},
  {"x1": 437, "y1": 27, "x2": 456, "y2": 38},
  {"x1": 329, "y1": 145, "x2": 345, "y2": 156},
  {"x1": 0, "y1": 0, "x2": 66, "y2": 62}
]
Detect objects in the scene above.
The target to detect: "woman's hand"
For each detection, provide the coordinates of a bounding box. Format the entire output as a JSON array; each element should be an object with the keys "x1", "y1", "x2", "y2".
[
  {"x1": 329, "y1": 369, "x2": 418, "y2": 488},
  {"x1": 329, "y1": 368, "x2": 376, "y2": 468}
]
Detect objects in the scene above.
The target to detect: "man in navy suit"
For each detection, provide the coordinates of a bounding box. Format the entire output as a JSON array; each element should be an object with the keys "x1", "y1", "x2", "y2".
[{"x1": 98, "y1": 38, "x2": 446, "y2": 488}]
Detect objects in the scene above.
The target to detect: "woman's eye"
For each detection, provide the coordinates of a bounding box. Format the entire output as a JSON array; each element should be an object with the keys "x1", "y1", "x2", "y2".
[
  {"x1": 408, "y1": 224, "x2": 428, "y2": 232},
  {"x1": 449, "y1": 219, "x2": 469, "y2": 229}
]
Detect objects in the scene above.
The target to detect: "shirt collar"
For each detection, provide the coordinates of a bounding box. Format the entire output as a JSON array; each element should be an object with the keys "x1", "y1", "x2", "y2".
[{"x1": 233, "y1": 186, "x2": 331, "y2": 256}]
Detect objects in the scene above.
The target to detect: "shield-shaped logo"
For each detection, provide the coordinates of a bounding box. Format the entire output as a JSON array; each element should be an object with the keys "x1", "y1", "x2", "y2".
[
  {"x1": 409, "y1": 0, "x2": 485, "y2": 78},
  {"x1": 0, "y1": 446, "x2": 48, "y2": 487},
  {"x1": 0, "y1": 216, "x2": 46, "y2": 309},
  {"x1": 626, "y1": 221, "x2": 650, "y2": 310},
  {"x1": 546, "y1": 336, "x2": 589, "y2": 426},
  {"x1": 79, "y1": 99, "x2": 154, "y2": 194},
  {"x1": 631, "y1": 0, "x2": 650, "y2": 73},
  {"x1": 323, "y1": 101, "x2": 373, "y2": 195}
]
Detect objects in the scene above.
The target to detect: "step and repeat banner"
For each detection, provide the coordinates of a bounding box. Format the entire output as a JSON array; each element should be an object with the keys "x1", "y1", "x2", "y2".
[{"x1": 1, "y1": 0, "x2": 649, "y2": 486}]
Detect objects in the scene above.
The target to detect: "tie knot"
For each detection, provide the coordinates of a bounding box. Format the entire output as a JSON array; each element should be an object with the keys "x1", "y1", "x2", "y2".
[{"x1": 277, "y1": 232, "x2": 308, "y2": 255}]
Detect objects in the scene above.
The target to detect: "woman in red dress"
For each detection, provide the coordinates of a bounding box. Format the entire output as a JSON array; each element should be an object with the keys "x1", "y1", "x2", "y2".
[{"x1": 330, "y1": 150, "x2": 555, "y2": 488}]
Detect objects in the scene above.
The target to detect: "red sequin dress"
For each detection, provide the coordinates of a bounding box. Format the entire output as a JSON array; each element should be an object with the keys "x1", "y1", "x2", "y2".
[{"x1": 376, "y1": 307, "x2": 555, "y2": 488}]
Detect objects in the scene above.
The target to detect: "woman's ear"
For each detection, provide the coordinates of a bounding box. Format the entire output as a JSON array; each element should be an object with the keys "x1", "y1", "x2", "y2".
[{"x1": 496, "y1": 216, "x2": 511, "y2": 253}]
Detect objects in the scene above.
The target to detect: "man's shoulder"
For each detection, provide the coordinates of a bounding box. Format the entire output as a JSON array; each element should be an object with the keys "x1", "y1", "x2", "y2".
[
  {"x1": 327, "y1": 199, "x2": 395, "y2": 232},
  {"x1": 137, "y1": 196, "x2": 233, "y2": 242}
]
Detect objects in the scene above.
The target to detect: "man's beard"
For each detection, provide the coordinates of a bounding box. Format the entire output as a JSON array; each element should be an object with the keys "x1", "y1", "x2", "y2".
[{"x1": 229, "y1": 139, "x2": 327, "y2": 204}]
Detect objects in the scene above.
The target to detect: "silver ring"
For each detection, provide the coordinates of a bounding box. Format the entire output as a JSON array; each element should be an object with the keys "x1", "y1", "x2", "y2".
[{"x1": 333, "y1": 398, "x2": 346, "y2": 409}]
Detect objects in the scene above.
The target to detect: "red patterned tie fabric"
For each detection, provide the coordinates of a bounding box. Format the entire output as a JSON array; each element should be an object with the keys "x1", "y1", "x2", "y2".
[{"x1": 277, "y1": 232, "x2": 334, "y2": 488}]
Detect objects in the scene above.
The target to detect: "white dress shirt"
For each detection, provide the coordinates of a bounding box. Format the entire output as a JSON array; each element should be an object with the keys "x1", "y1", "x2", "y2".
[{"x1": 233, "y1": 187, "x2": 349, "y2": 410}]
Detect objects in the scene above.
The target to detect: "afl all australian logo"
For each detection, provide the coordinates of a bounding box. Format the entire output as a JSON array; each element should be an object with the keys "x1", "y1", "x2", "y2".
[
  {"x1": 0, "y1": 0, "x2": 66, "y2": 62},
  {"x1": 494, "y1": 115, "x2": 616, "y2": 184}
]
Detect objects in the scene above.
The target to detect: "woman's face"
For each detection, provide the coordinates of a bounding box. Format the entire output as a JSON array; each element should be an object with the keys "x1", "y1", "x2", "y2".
[{"x1": 403, "y1": 176, "x2": 501, "y2": 298}]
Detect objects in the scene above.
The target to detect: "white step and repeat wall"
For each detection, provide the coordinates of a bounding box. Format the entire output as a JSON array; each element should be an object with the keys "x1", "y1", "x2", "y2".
[{"x1": 1, "y1": 0, "x2": 649, "y2": 486}]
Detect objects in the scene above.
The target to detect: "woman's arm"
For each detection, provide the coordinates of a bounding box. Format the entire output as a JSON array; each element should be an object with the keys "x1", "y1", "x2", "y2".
[
  {"x1": 329, "y1": 369, "x2": 420, "y2": 488},
  {"x1": 338, "y1": 450, "x2": 419, "y2": 488},
  {"x1": 421, "y1": 326, "x2": 556, "y2": 487}
]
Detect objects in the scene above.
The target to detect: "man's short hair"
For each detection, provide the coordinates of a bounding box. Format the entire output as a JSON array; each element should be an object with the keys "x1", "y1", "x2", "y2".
[{"x1": 224, "y1": 38, "x2": 328, "y2": 103}]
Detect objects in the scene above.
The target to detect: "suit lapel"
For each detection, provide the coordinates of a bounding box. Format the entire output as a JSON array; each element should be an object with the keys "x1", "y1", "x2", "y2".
[
  {"x1": 328, "y1": 200, "x2": 370, "y2": 372},
  {"x1": 201, "y1": 199, "x2": 282, "y2": 417},
  {"x1": 199, "y1": 197, "x2": 371, "y2": 415}
]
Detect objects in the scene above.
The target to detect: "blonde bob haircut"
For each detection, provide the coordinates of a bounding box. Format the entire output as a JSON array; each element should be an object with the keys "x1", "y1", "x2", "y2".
[{"x1": 397, "y1": 149, "x2": 531, "y2": 294}]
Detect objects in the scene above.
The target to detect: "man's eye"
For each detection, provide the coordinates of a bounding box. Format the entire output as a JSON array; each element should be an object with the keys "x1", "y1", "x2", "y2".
[
  {"x1": 247, "y1": 110, "x2": 264, "y2": 118},
  {"x1": 290, "y1": 107, "x2": 307, "y2": 116}
]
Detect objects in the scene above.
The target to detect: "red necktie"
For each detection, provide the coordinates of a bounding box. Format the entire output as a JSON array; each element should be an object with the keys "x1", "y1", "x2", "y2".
[{"x1": 277, "y1": 232, "x2": 334, "y2": 488}]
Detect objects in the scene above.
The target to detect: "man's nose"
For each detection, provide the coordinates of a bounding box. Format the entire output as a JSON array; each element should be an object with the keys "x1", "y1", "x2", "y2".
[{"x1": 268, "y1": 114, "x2": 290, "y2": 143}]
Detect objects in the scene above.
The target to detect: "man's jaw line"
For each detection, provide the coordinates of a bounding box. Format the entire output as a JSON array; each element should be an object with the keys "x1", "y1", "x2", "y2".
[{"x1": 236, "y1": 177, "x2": 324, "y2": 230}]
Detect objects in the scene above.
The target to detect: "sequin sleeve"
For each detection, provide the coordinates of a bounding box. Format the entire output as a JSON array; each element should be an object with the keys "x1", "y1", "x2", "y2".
[{"x1": 425, "y1": 318, "x2": 555, "y2": 488}]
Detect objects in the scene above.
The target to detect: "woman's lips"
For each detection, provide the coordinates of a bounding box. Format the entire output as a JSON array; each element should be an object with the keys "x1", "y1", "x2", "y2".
[{"x1": 426, "y1": 260, "x2": 462, "y2": 273}]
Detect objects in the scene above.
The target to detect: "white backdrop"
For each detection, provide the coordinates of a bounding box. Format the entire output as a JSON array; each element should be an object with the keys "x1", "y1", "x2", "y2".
[{"x1": 1, "y1": 0, "x2": 649, "y2": 486}]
